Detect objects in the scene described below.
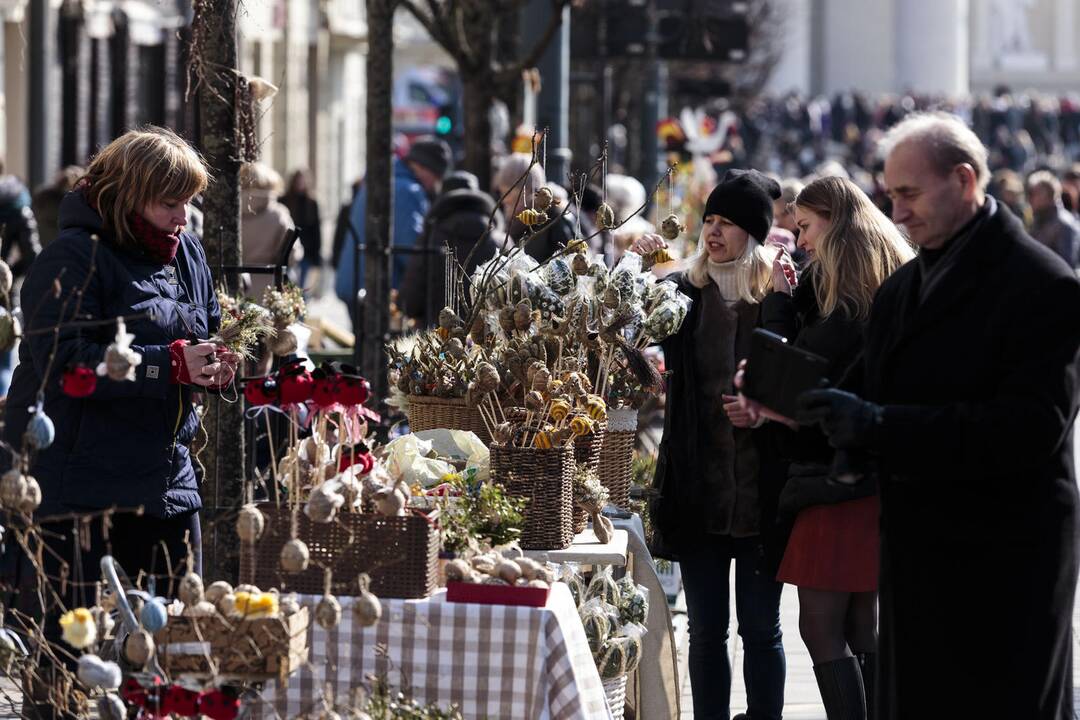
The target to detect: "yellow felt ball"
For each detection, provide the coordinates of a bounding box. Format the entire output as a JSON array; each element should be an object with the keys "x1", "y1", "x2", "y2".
[
  {"x1": 234, "y1": 591, "x2": 279, "y2": 619},
  {"x1": 550, "y1": 399, "x2": 571, "y2": 422},
  {"x1": 59, "y1": 608, "x2": 97, "y2": 649}
]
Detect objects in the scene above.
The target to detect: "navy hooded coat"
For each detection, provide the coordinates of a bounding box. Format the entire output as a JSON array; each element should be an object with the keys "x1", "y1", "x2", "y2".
[{"x1": 3, "y1": 191, "x2": 220, "y2": 518}]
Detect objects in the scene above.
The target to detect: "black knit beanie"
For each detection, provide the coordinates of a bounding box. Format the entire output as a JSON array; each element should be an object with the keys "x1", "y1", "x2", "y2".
[{"x1": 702, "y1": 169, "x2": 782, "y2": 242}]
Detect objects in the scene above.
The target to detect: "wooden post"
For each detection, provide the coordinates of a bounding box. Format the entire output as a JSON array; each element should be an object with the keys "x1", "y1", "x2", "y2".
[{"x1": 195, "y1": 0, "x2": 245, "y2": 581}]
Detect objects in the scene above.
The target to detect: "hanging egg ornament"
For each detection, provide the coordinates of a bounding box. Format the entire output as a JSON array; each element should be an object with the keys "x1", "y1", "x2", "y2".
[
  {"x1": 178, "y1": 571, "x2": 205, "y2": 606},
  {"x1": 236, "y1": 504, "x2": 266, "y2": 543},
  {"x1": 660, "y1": 213, "x2": 685, "y2": 241},
  {"x1": 61, "y1": 364, "x2": 98, "y2": 398},
  {"x1": 596, "y1": 202, "x2": 616, "y2": 230},
  {"x1": 315, "y1": 594, "x2": 342, "y2": 630},
  {"x1": 525, "y1": 390, "x2": 545, "y2": 411},
  {"x1": 139, "y1": 599, "x2": 168, "y2": 632},
  {"x1": 19, "y1": 476, "x2": 41, "y2": 514},
  {"x1": 97, "y1": 694, "x2": 127, "y2": 720},
  {"x1": 123, "y1": 629, "x2": 154, "y2": 668},
  {"x1": 268, "y1": 326, "x2": 298, "y2": 357},
  {"x1": 26, "y1": 410, "x2": 54, "y2": 450},
  {"x1": 513, "y1": 299, "x2": 533, "y2": 331},
  {"x1": 516, "y1": 208, "x2": 545, "y2": 226},
  {"x1": 534, "y1": 186, "x2": 557, "y2": 212},
  {"x1": 0, "y1": 260, "x2": 12, "y2": 296},
  {"x1": 0, "y1": 308, "x2": 20, "y2": 353},
  {"x1": 352, "y1": 574, "x2": 382, "y2": 627},
  {"x1": 77, "y1": 653, "x2": 122, "y2": 690},
  {"x1": 498, "y1": 305, "x2": 516, "y2": 335},
  {"x1": 280, "y1": 538, "x2": 310, "y2": 572},
  {"x1": 204, "y1": 580, "x2": 233, "y2": 607},
  {"x1": 96, "y1": 318, "x2": 142, "y2": 381}
]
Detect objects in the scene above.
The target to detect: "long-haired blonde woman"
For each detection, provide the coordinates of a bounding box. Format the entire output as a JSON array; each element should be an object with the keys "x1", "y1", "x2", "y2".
[
  {"x1": 635, "y1": 169, "x2": 794, "y2": 720},
  {"x1": 3, "y1": 128, "x2": 237, "y2": 712},
  {"x1": 765, "y1": 175, "x2": 913, "y2": 720}
]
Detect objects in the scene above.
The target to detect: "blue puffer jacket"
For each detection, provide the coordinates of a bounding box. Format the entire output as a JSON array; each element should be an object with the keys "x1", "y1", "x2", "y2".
[{"x1": 2, "y1": 191, "x2": 220, "y2": 518}]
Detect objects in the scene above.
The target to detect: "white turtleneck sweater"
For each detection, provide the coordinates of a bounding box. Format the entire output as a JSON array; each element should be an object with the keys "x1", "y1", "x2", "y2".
[{"x1": 706, "y1": 258, "x2": 741, "y2": 306}]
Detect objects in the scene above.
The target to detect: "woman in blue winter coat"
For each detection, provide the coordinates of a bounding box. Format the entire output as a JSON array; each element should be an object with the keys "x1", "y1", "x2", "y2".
[{"x1": 3, "y1": 128, "x2": 236, "y2": 684}]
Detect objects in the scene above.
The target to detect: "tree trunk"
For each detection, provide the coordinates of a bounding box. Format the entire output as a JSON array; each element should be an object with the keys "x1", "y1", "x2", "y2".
[
  {"x1": 362, "y1": 0, "x2": 395, "y2": 402},
  {"x1": 196, "y1": 0, "x2": 244, "y2": 582},
  {"x1": 462, "y1": 74, "x2": 495, "y2": 191}
]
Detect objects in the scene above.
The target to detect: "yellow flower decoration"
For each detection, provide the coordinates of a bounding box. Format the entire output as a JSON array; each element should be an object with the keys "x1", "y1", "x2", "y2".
[
  {"x1": 233, "y1": 591, "x2": 279, "y2": 619},
  {"x1": 59, "y1": 608, "x2": 97, "y2": 649}
]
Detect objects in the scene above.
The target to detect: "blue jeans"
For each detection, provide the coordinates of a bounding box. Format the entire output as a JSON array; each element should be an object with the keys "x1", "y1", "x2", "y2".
[{"x1": 681, "y1": 534, "x2": 786, "y2": 720}]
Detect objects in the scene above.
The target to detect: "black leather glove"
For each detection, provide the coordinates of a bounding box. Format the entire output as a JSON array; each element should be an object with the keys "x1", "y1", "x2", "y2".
[{"x1": 797, "y1": 388, "x2": 883, "y2": 449}]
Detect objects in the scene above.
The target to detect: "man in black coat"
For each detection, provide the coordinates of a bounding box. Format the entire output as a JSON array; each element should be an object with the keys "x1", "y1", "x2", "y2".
[{"x1": 801, "y1": 112, "x2": 1080, "y2": 719}]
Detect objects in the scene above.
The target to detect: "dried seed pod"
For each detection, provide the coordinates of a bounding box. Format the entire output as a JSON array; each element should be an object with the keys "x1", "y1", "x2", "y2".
[
  {"x1": 660, "y1": 213, "x2": 685, "y2": 241},
  {"x1": 527, "y1": 579, "x2": 550, "y2": 589},
  {"x1": 571, "y1": 253, "x2": 590, "y2": 275},
  {"x1": 280, "y1": 539, "x2": 310, "y2": 573},
  {"x1": 471, "y1": 554, "x2": 497, "y2": 575},
  {"x1": 98, "y1": 694, "x2": 127, "y2": 720},
  {"x1": 493, "y1": 422, "x2": 513, "y2": 444},
  {"x1": 603, "y1": 286, "x2": 621, "y2": 309},
  {"x1": 438, "y1": 306, "x2": 463, "y2": 330},
  {"x1": 280, "y1": 593, "x2": 301, "y2": 617},
  {"x1": 315, "y1": 594, "x2": 342, "y2": 630},
  {"x1": 513, "y1": 300, "x2": 533, "y2": 331},
  {"x1": 525, "y1": 390, "x2": 545, "y2": 411},
  {"x1": 215, "y1": 593, "x2": 237, "y2": 617},
  {"x1": 596, "y1": 202, "x2": 616, "y2": 230},
  {"x1": 483, "y1": 576, "x2": 510, "y2": 586},
  {"x1": 178, "y1": 572, "x2": 205, "y2": 606},
  {"x1": 236, "y1": 504, "x2": 266, "y2": 543},
  {"x1": 498, "y1": 306, "x2": 516, "y2": 335},
  {"x1": 444, "y1": 337, "x2": 466, "y2": 359},
  {"x1": 516, "y1": 208, "x2": 545, "y2": 226},
  {"x1": 651, "y1": 246, "x2": 674, "y2": 264},
  {"x1": 305, "y1": 483, "x2": 346, "y2": 523},
  {"x1": 91, "y1": 606, "x2": 114, "y2": 638},
  {"x1": 549, "y1": 399, "x2": 571, "y2": 422},
  {"x1": 533, "y1": 430, "x2": 553, "y2": 449},
  {"x1": 204, "y1": 580, "x2": 233, "y2": 607},
  {"x1": 594, "y1": 514, "x2": 615, "y2": 544},
  {"x1": 123, "y1": 629, "x2": 154, "y2": 668},
  {"x1": 495, "y1": 559, "x2": 522, "y2": 584},
  {"x1": 181, "y1": 601, "x2": 217, "y2": 617},
  {"x1": 534, "y1": 186, "x2": 556, "y2": 212},
  {"x1": 443, "y1": 558, "x2": 472, "y2": 584},
  {"x1": 353, "y1": 574, "x2": 382, "y2": 627}
]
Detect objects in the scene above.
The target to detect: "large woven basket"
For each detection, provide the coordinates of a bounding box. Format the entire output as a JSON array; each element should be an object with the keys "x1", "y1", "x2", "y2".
[
  {"x1": 489, "y1": 441, "x2": 574, "y2": 550},
  {"x1": 239, "y1": 505, "x2": 439, "y2": 598},
  {"x1": 598, "y1": 408, "x2": 637, "y2": 510},
  {"x1": 406, "y1": 395, "x2": 492, "y2": 444},
  {"x1": 602, "y1": 674, "x2": 628, "y2": 719}
]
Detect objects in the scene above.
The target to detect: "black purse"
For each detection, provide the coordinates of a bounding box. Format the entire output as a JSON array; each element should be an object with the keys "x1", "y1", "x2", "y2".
[{"x1": 777, "y1": 461, "x2": 879, "y2": 522}]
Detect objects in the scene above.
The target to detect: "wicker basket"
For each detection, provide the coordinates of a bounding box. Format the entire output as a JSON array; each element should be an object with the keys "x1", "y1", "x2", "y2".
[
  {"x1": 239, "y1": 506, "x2": 439, "y2": 598},
  {"x1": 489, "y1": 441, "x2": 574, "y2": 550},
  {"x1": 574, "y1": 421, "x2": 606, "y2": 473},
  {"x1": 155, "y1": 608, "x2": 309, "y2": 681},
  {"x1": 598, "y1": 408, "x2": 638, "y2": 510},
  {"x1": 406, "y1": 395, "x2": 492, "y2": 444},
  {"x1": 602, "y1": 674, "x2": 628, "y2": 719}
]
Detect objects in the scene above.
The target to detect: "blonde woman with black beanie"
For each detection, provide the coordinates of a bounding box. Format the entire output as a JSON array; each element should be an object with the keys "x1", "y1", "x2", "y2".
[{"x1": 634, "y1": 169, "x2": 795, "y2": 720}]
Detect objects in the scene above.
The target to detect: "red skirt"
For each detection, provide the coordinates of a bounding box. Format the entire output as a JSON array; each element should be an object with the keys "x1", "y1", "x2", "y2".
[{"x1": 776, "y1": 495, "x2": 880, "y2": 592}]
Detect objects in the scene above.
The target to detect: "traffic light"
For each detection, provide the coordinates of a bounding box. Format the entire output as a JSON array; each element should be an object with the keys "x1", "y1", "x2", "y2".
[{"x1": 435, "y1": 104, "x2": 454, "y2": 136}]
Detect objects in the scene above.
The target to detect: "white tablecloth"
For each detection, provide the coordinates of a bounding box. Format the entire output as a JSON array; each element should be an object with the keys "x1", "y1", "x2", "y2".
[{"x1": 249, "y1": 584, "x2": 612, "y2": 719}]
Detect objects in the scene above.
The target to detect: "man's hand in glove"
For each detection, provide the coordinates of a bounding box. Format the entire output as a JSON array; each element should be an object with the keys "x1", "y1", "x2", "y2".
[{"x1": 797, "y1": 388, "x2": 883, "y2": 449}]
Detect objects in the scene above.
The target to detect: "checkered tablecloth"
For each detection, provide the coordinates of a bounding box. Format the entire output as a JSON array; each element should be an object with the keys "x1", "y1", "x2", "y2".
[{"x1": 249, "y1": 583, "x2": 612, "y2": 719}]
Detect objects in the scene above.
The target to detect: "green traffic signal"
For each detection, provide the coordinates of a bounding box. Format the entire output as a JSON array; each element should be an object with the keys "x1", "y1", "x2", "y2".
[{"x1": 436, "y1": 115, "x2": 453, "y2": 134}]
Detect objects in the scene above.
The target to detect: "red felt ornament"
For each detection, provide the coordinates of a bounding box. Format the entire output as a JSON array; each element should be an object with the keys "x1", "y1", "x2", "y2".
[
  {"x1": 161, "y1": 685, "x2": 201, "y2": 717},
  {"x1": 61, "y1": 364, "x2": 97, "y2": 398},
  {"x1": 121, "y1": 677, "x2": 148, "y2": 707},
  {"x1": 339, "y1": 449, "x2": 374, "y2": 475},
  {"x1": 335, "y1": 375, "x2": 371, "y2": 407},
  {"x1": 276, "y1": 361, "x2": 314, "y2": 406},
  {"x1": 244, "y1": 377, "x2": 278, "y2": 406},
  {"x1": 311, "y1": 368, "x2": 341, "y2": 408},
  {"x1": 198, "y1": 689, "x2": 241, "y2": 720}
]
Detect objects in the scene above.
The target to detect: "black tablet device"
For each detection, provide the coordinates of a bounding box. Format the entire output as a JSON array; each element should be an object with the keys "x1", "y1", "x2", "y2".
[{"x1": 741, "y1": 328, "x2": 831, "y2": 419}]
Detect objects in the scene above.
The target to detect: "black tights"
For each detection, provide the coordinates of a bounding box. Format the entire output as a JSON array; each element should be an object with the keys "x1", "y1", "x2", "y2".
[{"x1": 798, "y1": 587, "x2": 877, "y2": 664}]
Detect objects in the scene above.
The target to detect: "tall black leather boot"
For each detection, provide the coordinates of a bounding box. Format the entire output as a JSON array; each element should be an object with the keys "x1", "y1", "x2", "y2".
[
  {"x1": 856, "y1": 652, "x2": 876, "y2": 720},
  {"x1": 814, "y1": 656, "x2": 867, "y2": 720}
]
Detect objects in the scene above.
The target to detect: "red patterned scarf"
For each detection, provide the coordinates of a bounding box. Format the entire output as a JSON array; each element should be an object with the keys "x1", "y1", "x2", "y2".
[{"x1": 128, "y1": 211, "x2": 180, "y2": 264}]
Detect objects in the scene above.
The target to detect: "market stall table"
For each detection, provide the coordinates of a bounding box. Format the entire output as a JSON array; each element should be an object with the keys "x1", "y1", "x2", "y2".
[
  {"x1": 250, "y1": 584, "x2": 612, "y2": 719},
  {"x1": 522, "y1": 528, "x2": 629, "y2": 567}
]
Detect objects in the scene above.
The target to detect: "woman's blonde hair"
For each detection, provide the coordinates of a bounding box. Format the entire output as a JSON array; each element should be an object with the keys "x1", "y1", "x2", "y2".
[
  {"x1": 685, "y1": 227, "x2": 774, "y2": 303},
  {"x1": 794, "y1": 176, "x2": 914, "y2": 319},
  {"x1": 82, "y1": 126, "x2": 209, "y2": 243}
]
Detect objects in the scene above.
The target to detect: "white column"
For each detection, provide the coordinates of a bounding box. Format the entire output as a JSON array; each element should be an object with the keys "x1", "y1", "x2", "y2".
[
  {"x1": 894, "y1": 0, "x2": 969, "y2": 95},
  {"x1": 1054, "y1": 0, "x2": 1077, "y2": 70},
  {"x1": 822, "y1": 0, "x2": 895, "y2": 94}
]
